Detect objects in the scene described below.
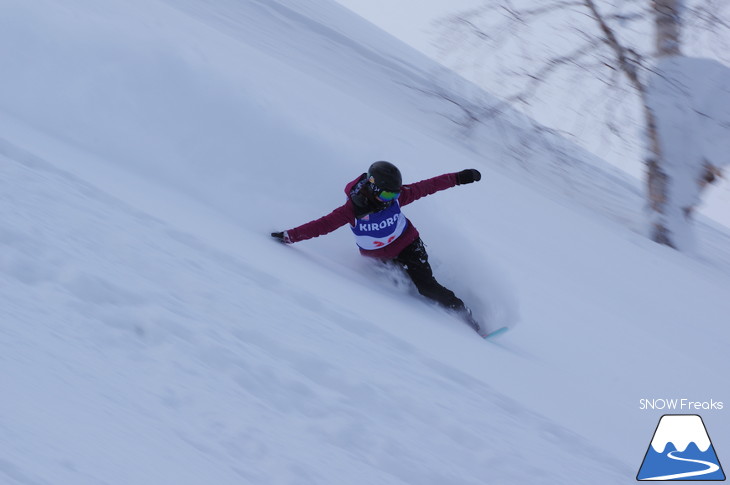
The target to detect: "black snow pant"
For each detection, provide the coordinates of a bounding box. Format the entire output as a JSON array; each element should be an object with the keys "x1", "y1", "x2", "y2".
[{"x1": 394, "y1": 238, "x2": 465, "y2": 312}]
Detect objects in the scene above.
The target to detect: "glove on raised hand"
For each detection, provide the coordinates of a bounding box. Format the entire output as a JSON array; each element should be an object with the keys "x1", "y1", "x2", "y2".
[
  {"x1": 456, "y1": 169, "x2": 482, "y2": 185},
  {"x1": 271, "y1": 231, "x2": 292, "y2": 244}
]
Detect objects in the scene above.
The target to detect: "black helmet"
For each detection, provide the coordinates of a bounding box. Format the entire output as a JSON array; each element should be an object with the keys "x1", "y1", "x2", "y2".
[{"x1": 367, "y1": 161, "x2": 402, "y2": 192}]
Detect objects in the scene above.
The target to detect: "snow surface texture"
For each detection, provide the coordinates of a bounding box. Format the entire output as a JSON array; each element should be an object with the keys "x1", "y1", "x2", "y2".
[{"x1": 1, "y1": 0, "x2": 729, "y2": 484}]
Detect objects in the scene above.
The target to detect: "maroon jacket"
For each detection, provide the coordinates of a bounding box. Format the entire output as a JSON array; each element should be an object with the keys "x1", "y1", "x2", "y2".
[{"x1": 287, "y1": 172, "x2": 460, "y2": 259}]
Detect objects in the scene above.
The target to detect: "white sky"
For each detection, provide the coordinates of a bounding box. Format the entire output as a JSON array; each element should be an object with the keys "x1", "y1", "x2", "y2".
[
  {"x1": 333, "y1": 0, "x2": 479, "y2": 50},
  {"x1": 333, "y1": 0, "x2": 730, "y2": 229}
]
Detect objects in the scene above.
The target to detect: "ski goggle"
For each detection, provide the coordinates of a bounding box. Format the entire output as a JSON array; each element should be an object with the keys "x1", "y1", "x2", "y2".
[
  {"x1": 368, "y1": 175, "x2": 400, "y2": 202},
  {"x1": 376, "y1": 189, "x2": 400, "y2": 202}
]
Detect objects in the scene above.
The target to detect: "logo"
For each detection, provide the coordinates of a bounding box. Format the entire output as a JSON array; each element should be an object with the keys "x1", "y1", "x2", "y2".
[
  {"x1": 357, "y1": 213, "x2": 400, "y2": 232},
  {"x1": 637, "y1": 414, "x2": 725, "y2": 481},
  {"x1": 639, "y1": 399, "x2": 724, "y2": 411}
]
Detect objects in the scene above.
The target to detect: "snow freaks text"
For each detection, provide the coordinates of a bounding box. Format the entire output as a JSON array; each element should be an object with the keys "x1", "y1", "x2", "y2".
[{"x1": 639, "y1": 399, "x2": 724, "y2": 411}]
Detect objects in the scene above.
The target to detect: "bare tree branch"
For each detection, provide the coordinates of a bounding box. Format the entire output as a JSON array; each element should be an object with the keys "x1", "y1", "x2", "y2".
[
  {"x1": 498, "y1": 0, "x2": 585, "y2": 21},
  {"x1": 583, "y1": 0, "x2": 645, "y2": 92},
  {"x1": 504, "y1": 40, "x2": 603, "y2": 102}
]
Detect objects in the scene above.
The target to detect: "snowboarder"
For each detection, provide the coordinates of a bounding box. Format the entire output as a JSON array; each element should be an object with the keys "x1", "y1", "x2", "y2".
[{"x1": 271, "y1": 161, "x2": 483, "y2": 333}]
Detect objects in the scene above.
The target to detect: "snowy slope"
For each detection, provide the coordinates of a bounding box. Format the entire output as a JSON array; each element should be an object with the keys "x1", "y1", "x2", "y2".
[{"x1": 1, "y1": 1, "x2": 729, "y2": 484}]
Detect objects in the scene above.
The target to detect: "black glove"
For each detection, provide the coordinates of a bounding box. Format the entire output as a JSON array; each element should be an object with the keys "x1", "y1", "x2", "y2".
[
  {"x1": 271, "y1": 231, "x2": 292, "y2": 244},
  {"x1": 456, "y1": 169, "x2": 482, "y2": 185}
]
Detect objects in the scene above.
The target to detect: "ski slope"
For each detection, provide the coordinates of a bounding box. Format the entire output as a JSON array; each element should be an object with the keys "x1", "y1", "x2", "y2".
[{"x1": 1, "y1": 0, "x2": 729, "y2": 484}]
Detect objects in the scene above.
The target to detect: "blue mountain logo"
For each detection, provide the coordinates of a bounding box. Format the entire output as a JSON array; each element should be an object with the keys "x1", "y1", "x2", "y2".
[{"x1": 637, "y1": 414, "x2": 725, "y2": 481}]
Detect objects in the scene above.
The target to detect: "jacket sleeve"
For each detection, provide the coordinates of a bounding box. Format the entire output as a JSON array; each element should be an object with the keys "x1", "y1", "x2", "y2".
[
  {"x1": 286, "y1": 201, "x2": 355, "y2": 243},
  {"x1": 399, "y1": 173, "x2": 459, "y2": 206}
]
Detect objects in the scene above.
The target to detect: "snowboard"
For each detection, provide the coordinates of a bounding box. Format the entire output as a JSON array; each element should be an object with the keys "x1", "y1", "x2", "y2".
[
  {"x1": 459, "y1": 308, "x2": 509, "y2": 340},
  {"x1": 482, "y1": 326, "x2": 509, "y2": 340}
]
